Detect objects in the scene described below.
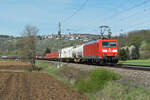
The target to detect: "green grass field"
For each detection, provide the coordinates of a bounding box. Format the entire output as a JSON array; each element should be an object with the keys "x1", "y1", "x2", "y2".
[
  {"x1": 119, "y1": 59, "x2": 150, "y2": 66},
  {"x1": 89, "y1": 82, "x2": 150, "y2": 100},
  {"x1": 36, "y1": 60, "x2": 150, "y2": 100}
]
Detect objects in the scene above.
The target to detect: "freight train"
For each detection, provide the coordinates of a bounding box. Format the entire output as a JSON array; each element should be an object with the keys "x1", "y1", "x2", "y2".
[{"x1": 38, "y1": 39, "x2": 119, "y2": 65}]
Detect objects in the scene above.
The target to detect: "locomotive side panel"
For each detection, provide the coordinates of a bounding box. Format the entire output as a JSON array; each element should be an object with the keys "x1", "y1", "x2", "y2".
[{"x1": 83, "y1": 40, "x2": 100, "y2": 59}]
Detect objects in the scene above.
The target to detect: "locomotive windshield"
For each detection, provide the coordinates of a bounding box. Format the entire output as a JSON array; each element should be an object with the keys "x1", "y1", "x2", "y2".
[{"x1": 102, "y1": 41, "x2": 116, "y2": 47}]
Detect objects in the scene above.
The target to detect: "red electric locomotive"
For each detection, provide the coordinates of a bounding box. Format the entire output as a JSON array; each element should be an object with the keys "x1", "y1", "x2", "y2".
[{"x1": 83, "y1": 39, "x2": 118, "y2": 65}]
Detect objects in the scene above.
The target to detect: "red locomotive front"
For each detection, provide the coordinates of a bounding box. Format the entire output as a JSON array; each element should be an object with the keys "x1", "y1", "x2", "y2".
[
  {"x1": 100, "y1": 40, "x2": 118, "y2": 57},
  {"x1": 100, "y1": 39, "x2": 118, "y2": 64},
  {"x1": 83, "y1": 39, "x2": 118, "y2": 65}
]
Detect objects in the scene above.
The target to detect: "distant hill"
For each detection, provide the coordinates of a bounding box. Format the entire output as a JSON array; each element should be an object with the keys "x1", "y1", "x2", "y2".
[
  {"x1": 0, "y1": 30, "x2": 149, "y2": 58},
  {"x1": 114, "y1": 29, "x2": 150, "y2": 48}
]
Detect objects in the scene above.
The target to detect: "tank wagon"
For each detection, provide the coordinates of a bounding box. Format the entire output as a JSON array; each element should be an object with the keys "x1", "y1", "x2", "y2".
[
  {"x1": 44, "y1": 39, "x2": 119, "y2": 65},
  {"x1": 59, "y1": 46, "x2": 74, "y2": 62},
  {"x1": 72, "y1": 45, "x2": 84, "y2": 62}
]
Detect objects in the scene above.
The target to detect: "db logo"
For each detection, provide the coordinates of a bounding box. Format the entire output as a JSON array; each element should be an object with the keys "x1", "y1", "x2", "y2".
[{"x1": 108, "y1": 48, "x2": 111, "y2": 52}]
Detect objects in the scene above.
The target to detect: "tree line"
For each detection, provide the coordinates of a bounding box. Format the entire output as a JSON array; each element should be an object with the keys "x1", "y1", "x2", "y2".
[{"x1": 114, "y1": 30, "x2": 150, "y2": 60}]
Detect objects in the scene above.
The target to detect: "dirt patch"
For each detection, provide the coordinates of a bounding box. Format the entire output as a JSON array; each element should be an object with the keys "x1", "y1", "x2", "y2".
[
  {"x1": 56, "y1": 67, "x2": 89, "y2": 84},
  {"x1": 0, "y1": 72, "x2": 89, "y2": 100},
  {"x1": 0, "y1": 61, "x2": 31, "y2": 70}
]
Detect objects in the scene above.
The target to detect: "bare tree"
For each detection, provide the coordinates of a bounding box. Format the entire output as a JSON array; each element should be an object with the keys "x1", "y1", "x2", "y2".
[{"x1": 18, "y1": 25, "x2": 39, "y2": 70}]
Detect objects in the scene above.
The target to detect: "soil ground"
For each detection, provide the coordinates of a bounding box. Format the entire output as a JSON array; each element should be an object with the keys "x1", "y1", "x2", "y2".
[
  {"x1": 0, "y1": 61, "x2": 89, "y2": 100},
  {"x1": 0, "y1": 72, "x2": 89, "y2": 100},
  {"x1": 0, "y1": 61, "x2": 31, "y2": 70}
]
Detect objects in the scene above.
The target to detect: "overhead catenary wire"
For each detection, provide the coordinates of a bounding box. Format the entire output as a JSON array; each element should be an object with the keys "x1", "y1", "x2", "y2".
[
  {"x1": 62, "y1": 0, "x2": 150, "y2": 37},
  {"x1": 124, "y1": 0, "x2": 150, "y2": 12},
  {"x1": 114, "y1": 17, "x2": 150, "y2": 35},
  {"x1": 71, "y1": 0, "x2": 150, "y2": 34},
  {"x1": 108, "y1": 0, "x2": 150, "y2": 35},
  {"x1": 113, "y1": 7, "x2": 150, "y2": 27},
  {"x1": 64, "y1": 0, "x2": 131, "y2": 32},
  {"x1": 63, "y1": 0, "x2": 133, "y2": 33},
  {"x1": 116, "y1": 0, "x2": 133, "y2": 11},
  {"x1": 116, "y1": 7, "x2": 150, "y2": 34},
  {"x1": 104, "y1": 0, "x2": 150, "y2": 34},
  {"x1": 63, "y1": 0, "x2": 89, "y2": 24},
  {"x1": 102, "y1": 0, "x2": 150, "y2": 24}
]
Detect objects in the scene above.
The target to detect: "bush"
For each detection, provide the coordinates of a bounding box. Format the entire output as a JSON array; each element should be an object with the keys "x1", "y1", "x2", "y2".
[
  {"x1": 44, "y1": 47, "x2": 51, "y2": 55},
  {"x1": 75, "y1": 78, "x2": 92, "y2": 93},
  {"x1": 75, "y1": 69, "x2": 121, "y2": 93},
  {"x1": 119, "y1": 49, "x2": 128, "y2": 61},
  {"x1": 94, "y1": 82, "x2": 150, "y2": 100}
]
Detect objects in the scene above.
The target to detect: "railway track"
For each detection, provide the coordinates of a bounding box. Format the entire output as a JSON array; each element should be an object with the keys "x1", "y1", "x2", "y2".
[
  {"x1": 110, "y1": 64, "x2": 150, "y2": 71},
  {"x1": 76, "y1": 63, "x2": 150, "y2": 71},
  {"x1": 39, "y1": 59, "x2": 150, "y2": 71}
]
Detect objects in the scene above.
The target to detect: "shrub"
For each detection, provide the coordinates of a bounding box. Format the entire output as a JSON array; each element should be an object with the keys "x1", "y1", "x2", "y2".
[
  {"x1": 75, "y1": 69, "x2": 121, "y2": 93},
  {"x1": 75, "y1": 78, "x2": 92, "y2": 93},
  {"x1": 94, "y1": 82, "x2": 150, "y2": 100},
  {"x1": 119, "y1": 49, "x2": 128, "y2": 60}
]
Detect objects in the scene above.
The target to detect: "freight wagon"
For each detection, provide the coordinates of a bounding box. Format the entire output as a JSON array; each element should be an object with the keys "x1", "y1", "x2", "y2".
[
  {"x1": 59, "y1": 46, "x2": 74, "y2": 62},
  {"x1": 44, "y1": 52, "x2": 59, "y2": 61}
]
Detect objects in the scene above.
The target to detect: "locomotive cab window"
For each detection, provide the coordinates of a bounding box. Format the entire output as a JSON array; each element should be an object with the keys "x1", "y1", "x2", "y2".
[
  {"x1": 109, "y1": 42, "x2": 116, "y2": 47},
  {"x1": 102, "y1": 42, "x2": 116, "y2": 47},
  {"x1": 102, "y1": 42, "x2": 109, "y2": 47}
]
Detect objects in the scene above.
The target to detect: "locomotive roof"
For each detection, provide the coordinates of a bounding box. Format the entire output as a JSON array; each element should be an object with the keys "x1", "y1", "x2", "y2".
[
  {"x1": 85, "y1": 39, "x2": 117, "y2": 45},
  {"x1": 85, "y1": 40, "x2": 98, "y2": 45}
]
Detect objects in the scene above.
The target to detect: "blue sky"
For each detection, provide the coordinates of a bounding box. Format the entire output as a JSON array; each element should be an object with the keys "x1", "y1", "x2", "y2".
[{"x1": 0, "y1": 0, "x2": 150, "y2": 36}]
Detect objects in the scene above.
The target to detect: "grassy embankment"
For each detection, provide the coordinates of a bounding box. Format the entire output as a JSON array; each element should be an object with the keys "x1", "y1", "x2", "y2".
[
  {"x1": 119, "y1": 59, "x2": 150, "y2": 66},
  {"x1": 36, "y1": 60, "x2": 150, "y2": 100}
]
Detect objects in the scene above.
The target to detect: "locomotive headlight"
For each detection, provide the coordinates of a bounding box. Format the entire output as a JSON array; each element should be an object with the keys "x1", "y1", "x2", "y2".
[
  {"x1": 102, "y1": 50, "x2": 107, "y2": 52},
  {"x1": 112, "y1": 50, "x2": 117, "y2": 52}
]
